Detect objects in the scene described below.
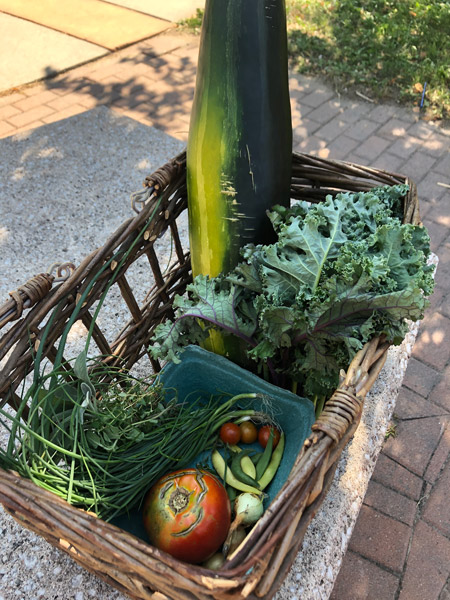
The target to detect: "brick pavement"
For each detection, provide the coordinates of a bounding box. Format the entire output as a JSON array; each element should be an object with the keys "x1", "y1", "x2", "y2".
[{"x1": 0, "y1": 29, "x2": 449, "y2": 600}]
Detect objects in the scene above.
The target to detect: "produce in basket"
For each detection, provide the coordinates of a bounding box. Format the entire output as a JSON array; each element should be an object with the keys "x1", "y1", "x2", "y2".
[
  {"x1": 0, "y1": 153, "x2": 426, "y2": 598},
  {"x1": 223, "y1": 492, "x2": 265, "y2": 557},
  {"x1": 150, "y1": 184, "x2": 435, "y2": 410},
  {"x1": 239, "y1": 420, "x2": 258, "y2": 444},
  {"x1": 142, "y1": 424, "x2": 287, "y2": 566},
  {"x1": 0, "y1": 0, "x2": 431, "y2": 589},
  {"x1": 0, "y1": 352, "x2": 271, "y2": 521}
]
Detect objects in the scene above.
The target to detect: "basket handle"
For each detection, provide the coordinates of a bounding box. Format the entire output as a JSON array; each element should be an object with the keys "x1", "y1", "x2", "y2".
[
  {"x1": 311, "y1": 335, "x2": 389, "y2": 444},
  {"x1": 143, "y1": 151, "x2": 186, "y2": 190},
  {"x1": 131, "y1": 151, "x2": 186, "y2": 213},
  {"x1": 0, "y1": 262, "x2": 75, "y2": 328}
]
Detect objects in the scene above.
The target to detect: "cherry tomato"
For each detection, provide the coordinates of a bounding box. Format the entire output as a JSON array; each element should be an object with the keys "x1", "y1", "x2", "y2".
[
  {"x1": 258, "y1": 425, "x2": 281, "y2": 449},
  {"x1": 239, "y1": 421, "x2": 258, "y2": 444},
  {"x1": 219, "y1": 422, "x2": 241, "y2": 445},
  {"x1": 143, "y1": 469, "x2": 231, "y2": 564}
]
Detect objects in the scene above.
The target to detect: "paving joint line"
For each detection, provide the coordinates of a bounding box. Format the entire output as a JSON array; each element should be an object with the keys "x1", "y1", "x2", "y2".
[
  {"x1": 370, "y1": 474, "x2": 422, "y2": 502},
  {"x1": 395, "y1": 413, "x2": 450, "y2": 422},
  {"x1": 418, "y1": 515, "x2": 450, "y2": 542},
  {"x1": 345, "y1": 548, "x2": 404, "y2": 579},
  {"x1": 405, "y1": 352, "x2": 448, "y2": 379},
  {"x1": 439, "y1": 577, "x2": 450, "y2": 599},
  {"x1": 394, "y1": 476, "x2": 433, "y2": 599},
  {"x1": 0, "y1": 8, "x2": 114, "y2": 50},
  {"x1": 0, "y1": 30, "x2": 194, "y2": 101},
  {"x1": 362, "y1": 499, "x2": 418, "y2": 529},
  {"x1": 376, "y1": 450, "x2": 431, "y2": 481},
  {"x1": 424, "y1": 446, "x2": 450, "y2": 494}
]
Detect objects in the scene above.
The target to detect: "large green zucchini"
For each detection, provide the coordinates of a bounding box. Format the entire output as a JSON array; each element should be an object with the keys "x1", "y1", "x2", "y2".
[{"x1": 187, "y1": 0, "x2": 293, "y2": 278}]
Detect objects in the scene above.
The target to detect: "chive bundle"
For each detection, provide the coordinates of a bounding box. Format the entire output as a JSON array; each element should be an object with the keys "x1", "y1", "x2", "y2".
[{"x1": 0, "y1": 357, "x2": 258, "y2": 521}]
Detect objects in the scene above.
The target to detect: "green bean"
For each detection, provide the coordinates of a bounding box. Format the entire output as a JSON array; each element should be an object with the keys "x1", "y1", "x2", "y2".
[
  {"x1": 255, "y1": 429, "x2": 274, "y2": 480},
  {"x1": 211, "y1": 450, "x2": 262, "y2": 495},
  {"x1": 227, "y1": 485, "x2": 237, "y2": 503},
  {"x1": 250, "y1": 451, "x2": 263, "y2": 465},
  {"x1": 0, "y1": 373, "x2": 266, "y2": 520},
  {"x1": 230, "y1": 449, "x2": 260, "y2": 489},
  {"x1": 258, "y1": 433, "x2": 285, "y2": 491}
]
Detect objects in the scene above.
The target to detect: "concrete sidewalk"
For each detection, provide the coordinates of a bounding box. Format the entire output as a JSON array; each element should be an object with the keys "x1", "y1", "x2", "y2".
[
  {"x1": 0, "y1": 6, "x2": 449, "y2": 600},
  {"x1": 0, "y1": 0, "x2": 204, "y2": 91}
]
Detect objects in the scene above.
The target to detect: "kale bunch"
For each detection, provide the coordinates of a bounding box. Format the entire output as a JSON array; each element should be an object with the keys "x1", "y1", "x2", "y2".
[{"x1": 150, "y1": 185, "x2": 434, "y2": 399}]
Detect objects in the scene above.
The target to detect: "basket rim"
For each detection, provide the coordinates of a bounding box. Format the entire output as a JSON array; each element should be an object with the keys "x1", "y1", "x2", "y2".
[{"x1": 0, "y1": 150, "x2": 422, "y2": 599}]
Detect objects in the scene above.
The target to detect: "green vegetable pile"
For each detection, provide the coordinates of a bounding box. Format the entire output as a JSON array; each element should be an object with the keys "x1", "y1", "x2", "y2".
[
  {"x1": 0, "y1": 351, "x2": 261, "y2": 521},
  {"x1": 150, "y1": 185, "x2": 434, "y2": 400}
]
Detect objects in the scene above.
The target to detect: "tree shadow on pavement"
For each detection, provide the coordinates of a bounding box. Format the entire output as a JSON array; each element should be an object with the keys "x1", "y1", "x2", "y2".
[{"x1": 41, "y1": 46, "x2": 197, "y2": 141}]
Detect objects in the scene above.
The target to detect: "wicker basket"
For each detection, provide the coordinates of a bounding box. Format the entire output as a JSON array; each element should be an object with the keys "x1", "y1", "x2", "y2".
[{"x1": 0, "y1": 151, "x2": 421, "y2": 600}]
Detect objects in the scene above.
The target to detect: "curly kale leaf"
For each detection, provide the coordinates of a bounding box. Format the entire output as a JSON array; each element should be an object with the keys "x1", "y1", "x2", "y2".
[
  {"x1": 150, "y1": 185, "x2": 434, "y2": 398},
  {"x1": 269, "y1": 184, "x2": 407, "y2": 241},
  {"x1": 368, "y1": 222, "x2": 434, "y2": 294},
  {"x1": 264, "y1": 201, "x2": 348, "y2": 301},
  {"x1": 238, "y1": 185, "x2": 410, "y2": 303},
  {"x1": 250, "y1": 277, "x2": 426, "y2": 395},
  {"x1": 150, "y1": 275, "x2": 258, "y2": 363}
]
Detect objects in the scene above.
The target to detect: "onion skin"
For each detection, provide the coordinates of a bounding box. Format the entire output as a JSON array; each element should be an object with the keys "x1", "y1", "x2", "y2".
[
  {"x1": 234, "y1": 492, "x2": 264, "y2": 526},
  {"x1": 228, "y1": 526, "x2": 247, "y2": 555},
  {"x1": 223, "y1": 493, "x2": 264, "y2": 557},
  {"x1": 203, "y1": 552, "x2": 226, "y2": 570}
]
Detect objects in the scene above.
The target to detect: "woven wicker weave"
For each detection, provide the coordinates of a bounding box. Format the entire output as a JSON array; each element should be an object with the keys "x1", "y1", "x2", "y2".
[{"x1": 0, "y1": 151, "x2": 421, "y2": 600}]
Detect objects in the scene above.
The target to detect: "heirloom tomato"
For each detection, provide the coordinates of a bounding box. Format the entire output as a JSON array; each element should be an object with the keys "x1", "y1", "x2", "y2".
[
  {"x1": 143, "y1": 469, "x2": 231, "y2": 564},
  {"x1": 219, "y1": 422, "x2": 241, "y2": 445},
  {"x1": 239, "y1": 421, "x2": 258, "y2": 444},
  {"x1": 258, "y1": 425, "x2": 281, "y2": 449}
]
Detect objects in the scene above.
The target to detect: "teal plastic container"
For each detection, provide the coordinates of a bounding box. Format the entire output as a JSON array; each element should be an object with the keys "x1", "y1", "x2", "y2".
[
  {"x1": 159, "y1": 345, "x2": 315, "y2": 502},
  {"x1": 112, "y1": 345, "x2": 315, "y2": 540}
]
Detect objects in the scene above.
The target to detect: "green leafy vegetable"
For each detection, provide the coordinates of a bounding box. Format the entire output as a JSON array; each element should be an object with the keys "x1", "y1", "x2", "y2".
[{"x1": 150, "y1": 185, "x2": 434, "y2": 399}]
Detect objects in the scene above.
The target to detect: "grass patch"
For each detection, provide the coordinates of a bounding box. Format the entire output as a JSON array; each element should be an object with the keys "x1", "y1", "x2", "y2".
[
  {"x1": 178, "y1": 8, "x2": 204, "y2": 34},
  {"x1": 385, "y1": 422, "x2": 398, "y2": 440},
  {"x1": 179, "y1": 2, "x2": 449, "y2": 120},
  {"x1": 286, "y1": 0, "x2": 450, "y2": 120}
]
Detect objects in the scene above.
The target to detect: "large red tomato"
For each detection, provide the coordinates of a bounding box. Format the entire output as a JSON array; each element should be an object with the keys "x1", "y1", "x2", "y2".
[{"x1": 143, "y1": 469, "x2": 231, "y2": 564}]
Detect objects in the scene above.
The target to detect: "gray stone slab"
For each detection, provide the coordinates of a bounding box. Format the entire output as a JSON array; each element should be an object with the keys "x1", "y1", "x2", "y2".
[
  {"x1": 0, "y1": 106, "x2": 184, "y2": 293},
  {"x1": 0, "y1": 13, "x2": 107, "y2": 92},
  {"x1": 0, "y1": 106, "x2": 424, "y2": 599}
]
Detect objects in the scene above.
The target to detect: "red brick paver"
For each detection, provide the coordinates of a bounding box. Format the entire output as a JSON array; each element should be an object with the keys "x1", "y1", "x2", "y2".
[
  {"x1": 0, "y1": 25, "x2": 449, "y2": 600},
  {"x1": 347, "y1": 505, "x2": 411, "y2": 573},
  {"x1": 422, "y1": 449, "x2": 450, "y2": 537},
  {"x1": 394, "y1": 386, "x2": 446, "y2": 420},
  {"x1": 399, "y1": 521, "x2": 450, "y2": 600},
  {"x1": 425, "y1": 426, "x2": 450, "y2": 484},
  {"x1": 329, "y1": 551, "x2": 400, "y2": 600},
  {"x1": 383, "y1": 416, "x2": 447, "y2": 476},
  {"x1": 371, "y1": 453, "x2": 424, "y2": 501},
  {"x1": 363, "y1": 480, "x2": 417, "y2": 526},
  {"x1": 413, "y1": 312, "x2": 450, "y2": 371}
]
